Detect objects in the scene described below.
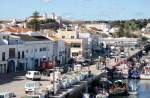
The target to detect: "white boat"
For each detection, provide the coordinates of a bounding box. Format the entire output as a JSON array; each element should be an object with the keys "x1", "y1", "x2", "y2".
[
  {"x1": 96, "y1": 78, "x2": 109, "y2": 98},
  {"x1": 95, "y1": 92, "x2": 109, "y2": 98},
  {"x1": 128, "y1": 79, "x2": 139, "y2": 95},
  {"x1": 140, "y1": 64, "x2": 150, "y2": 79},
  {"x1": 82, "y1": 93, "x2": 90, "y2": 98}
]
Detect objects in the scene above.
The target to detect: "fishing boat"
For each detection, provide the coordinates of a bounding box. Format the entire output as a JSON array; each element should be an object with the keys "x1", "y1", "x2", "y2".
[
  {"x1": 82, "y1": 93, "x2": 90, "y2": 98},
  {"x1": 109, "y1": 80, "x2": 127, "y2": 96},
  {"x1": 128, "y1": 79, "x2": 139, "y2": 95},
  {"x1": 129, "y1": 68, "x2": 140, "y2": 79},
  {"x1": 95, "y1": 91, "x2": 109, "y2": 98},
  {"x1": 140, "y1": 64, "x2": 150, "y2": 79},
  {"x1": 95, "y1": 78, "x2": 110, "y2": 98}
]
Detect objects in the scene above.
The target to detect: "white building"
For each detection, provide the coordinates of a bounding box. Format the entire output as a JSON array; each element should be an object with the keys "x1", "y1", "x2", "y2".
[
  {"x1": 85, "y1": 23, "x2": 111, "y2": 32},
  {"x1": 48, "y1": 36, "x2": 67, "y2": 65},
  {"x1": 99, "y1": 37, "x2": 139, "y2": 48},
  {"x1": 79, "y1": 32, "x2": 92, "y2": 58},
  {"x1": 0, "y1": 33, "x2": 53, "y2": 74}
]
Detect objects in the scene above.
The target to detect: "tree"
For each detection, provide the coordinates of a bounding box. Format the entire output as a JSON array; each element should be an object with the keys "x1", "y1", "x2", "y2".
[
  {"x1": 27, "y1": 11, "x2": 41, "y2": 31},
  {"x1": 141, "y1": 36, "x2": 148, "y2": 43}
]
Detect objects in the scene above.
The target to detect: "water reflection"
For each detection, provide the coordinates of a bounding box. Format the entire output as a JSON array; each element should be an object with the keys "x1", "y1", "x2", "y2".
[{"x1": 109, "y1": 80, "x2": 150, "y2": 98}]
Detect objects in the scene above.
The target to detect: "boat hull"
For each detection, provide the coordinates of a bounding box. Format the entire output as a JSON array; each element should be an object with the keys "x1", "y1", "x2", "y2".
[
  {"x1": 128, "y1": 91, "x2": 138, "y2": 95},
  {"x1": 82, "y1": 93, "x2": 90, "y2": 98},
  {"x1": 140, "y1": 74, "x2": 150, "y2": 80},
  {"x1": 95, "y1": 93, "x2": 109, "y2": 98},
  {"x1": 109, "y1": 90, "x2": 127, "y2": 96}
]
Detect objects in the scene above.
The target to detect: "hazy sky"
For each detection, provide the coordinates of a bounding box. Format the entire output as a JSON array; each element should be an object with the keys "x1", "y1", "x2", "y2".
[{"x1": 0, "y1": 0, "x2": 150, "y2": 20}]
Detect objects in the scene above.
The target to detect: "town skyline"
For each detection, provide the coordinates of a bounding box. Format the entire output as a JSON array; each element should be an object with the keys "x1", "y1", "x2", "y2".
[{"x1": 0, "y1": 0, "x2": 150, "y2": 20}]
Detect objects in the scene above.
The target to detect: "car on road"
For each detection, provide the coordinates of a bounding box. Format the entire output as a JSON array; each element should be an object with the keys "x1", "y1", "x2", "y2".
[
  {"x1": 119, "y1": 52, "x2": 126, "y2": 58},
  {"x1": 25, "y1": 71, "x2": 41, "y2": 80},
  {"x1": 25, "y1": 81, "x2": 41, "y2": 94}
]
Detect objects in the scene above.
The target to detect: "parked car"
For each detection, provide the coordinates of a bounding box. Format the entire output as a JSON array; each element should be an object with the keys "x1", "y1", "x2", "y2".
[
  {"x1": 110, "y1": 52, "x2": 115, "y2": 58},
  {"x1": 25, "y1": 81, "x2": 41, "y2": 94},
  {"x1": 0, "y1": 92, "x2": 16, "y2": 98},
  {"x1": 25, "y1": 71, "x2": 41, "y2": 80},
  {"x1": 120, "y1": 52, "x2": 126, "y2": 58}
]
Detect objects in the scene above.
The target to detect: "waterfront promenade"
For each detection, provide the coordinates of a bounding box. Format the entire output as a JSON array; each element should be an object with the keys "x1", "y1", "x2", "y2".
[{"x1": 0, "y1": 48, "x2": 141, "y2": 98}]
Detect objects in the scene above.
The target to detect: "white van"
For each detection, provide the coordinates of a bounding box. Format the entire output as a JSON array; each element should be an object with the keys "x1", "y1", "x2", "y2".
[
  {"x1": 0, "y1": 92, "x2": 16, "y2": 98},
  {"x1": 25, "y1": 81, "x2": 41, "y2": 94},
  {"x1": 25, "y1": 71, "x2": 41, "y2": 80}
]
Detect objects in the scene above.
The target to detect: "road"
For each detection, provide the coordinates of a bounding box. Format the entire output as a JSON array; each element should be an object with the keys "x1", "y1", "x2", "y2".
[{"x1": 0, "y1": 72, "x2": 50, "y2": 97}]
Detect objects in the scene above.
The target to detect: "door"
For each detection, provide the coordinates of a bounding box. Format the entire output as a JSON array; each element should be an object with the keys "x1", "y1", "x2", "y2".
[{"x1": 7, "y1": 60, "x2": 15, "y2": 73}]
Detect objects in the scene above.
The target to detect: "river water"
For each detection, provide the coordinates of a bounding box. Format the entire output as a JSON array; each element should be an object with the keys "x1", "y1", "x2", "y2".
[{"x1": 109, "y1": 80, "x2": 150, "y2": 98}]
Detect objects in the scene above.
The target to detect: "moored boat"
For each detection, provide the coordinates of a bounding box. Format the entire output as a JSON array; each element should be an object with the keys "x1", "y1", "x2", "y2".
[
  {"x1": 108, "y1": 80, "x2": 127, "y2": 96},
  {"x1": 140, "y1": 64, "x2": 150, "y2": 80},
  {"x1": 95, "y1": 92, "x2": 109, "y2": 98},
  {"x1": 82, "y1": 93, "x2": 90, "y2": 98},
  {"x1": 128, "y1": 79, "x2": 139, "y2": 95},
  {"x1": 129, "y1": 68, "x2": 140, "y2": 79},
  {"x1": 95, "y1": 78, "x2": 110, "y2": 98}
]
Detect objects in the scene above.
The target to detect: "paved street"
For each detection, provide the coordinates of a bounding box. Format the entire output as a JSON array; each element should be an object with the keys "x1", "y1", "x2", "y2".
[{"x1": 0, "y1": 72, "x2": 50, "y2": 97}]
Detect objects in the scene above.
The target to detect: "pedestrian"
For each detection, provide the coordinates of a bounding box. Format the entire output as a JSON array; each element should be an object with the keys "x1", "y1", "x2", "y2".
[
  {"x1": 116, "y1": 56, "x2": 119, "y2": 62},
  {"x1": 115, "y1": 57, "x2": 117, "y2": 62}
]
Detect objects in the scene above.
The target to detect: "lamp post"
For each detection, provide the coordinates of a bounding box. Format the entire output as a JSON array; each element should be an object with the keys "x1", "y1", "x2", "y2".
[
  {"x1": 98, "y1": 56, "x2": 101, "y2": 70},
  {"x1": 90, "y1": 53, "x2": 92, "y2": 64},
  {"x1": 53, "y1": 67, "x2": 56, "y2": 95}
]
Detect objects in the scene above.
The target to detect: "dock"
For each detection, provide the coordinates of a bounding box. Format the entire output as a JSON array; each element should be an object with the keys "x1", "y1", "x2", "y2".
[{"x1": 48, "y1": 48, "x2": 143, "y2": 98}]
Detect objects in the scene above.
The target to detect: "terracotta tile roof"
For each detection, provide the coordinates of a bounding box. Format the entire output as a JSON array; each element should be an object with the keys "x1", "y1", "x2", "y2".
[
  {"x1": 90, "y1": 27, "x2": 102, "y2": 31},
  {"x1": 48, "y1": 36, "x2": 59, "y2": 41},
  {"x1": 12, "y1": 34, "x2": 49, "y2": 41}
]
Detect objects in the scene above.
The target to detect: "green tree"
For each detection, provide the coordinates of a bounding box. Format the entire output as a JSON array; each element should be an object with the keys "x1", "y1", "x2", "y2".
[
  {"x1": 141, "y1": 36, "x2": 148, "y2": 43},
  {"x1": 28, "y1": 11, "x2": 40, "y2": 31}
]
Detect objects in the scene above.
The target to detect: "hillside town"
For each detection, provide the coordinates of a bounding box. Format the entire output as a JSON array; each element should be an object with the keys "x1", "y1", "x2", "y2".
[{"x1": 1, "y1": 11, "x2": 150, "y2": 98}]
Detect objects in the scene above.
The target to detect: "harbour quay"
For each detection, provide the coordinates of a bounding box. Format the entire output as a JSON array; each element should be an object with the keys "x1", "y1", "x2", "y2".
[
  {"x1": 48, "y1": 48, "x2": 146, "y2": 98},
  {"x1": 48, "y1": 65, "x2": 107, "y2": 98}
]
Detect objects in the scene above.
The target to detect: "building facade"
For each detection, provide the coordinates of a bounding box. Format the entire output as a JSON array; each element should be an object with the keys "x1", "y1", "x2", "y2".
[{"x1": 0, "y1": 33, "x2": 54, "y2": 74}]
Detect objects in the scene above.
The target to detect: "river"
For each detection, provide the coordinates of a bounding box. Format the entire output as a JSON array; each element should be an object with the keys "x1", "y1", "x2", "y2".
[{"x1": 109, "y1": 80, "x2": 150, "y2": 98}]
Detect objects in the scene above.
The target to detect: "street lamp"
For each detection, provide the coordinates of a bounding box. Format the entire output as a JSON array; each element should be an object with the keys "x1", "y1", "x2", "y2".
[
  {"x1": 97, "y1": 56, "x2": 101, "y2": 70},
  {"x1": 90, "y1": 53, "x2": 92, "y2": 63}
]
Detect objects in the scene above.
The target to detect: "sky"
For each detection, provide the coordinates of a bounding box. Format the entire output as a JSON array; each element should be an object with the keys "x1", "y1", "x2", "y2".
[{"x1": 0, "y1": 0, "x2": 150, "y2": 20}]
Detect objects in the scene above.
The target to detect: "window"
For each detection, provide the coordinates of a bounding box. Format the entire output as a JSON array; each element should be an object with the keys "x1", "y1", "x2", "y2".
[
  {"x1": 22, "y1": 51, "x2": 24, "y2": 58},
  {"x1": 40, "y1": 48, "x2": 42, "y2": 51},
  {"x1": 43, "y1": 48, "x2": 46, "y2": 51},
  {"x1": 71, "y1": 36, "x2": 74, "y2": 39},
  {"x1": 35, "y1": 49, "x2": 37, "y2": 52},
  {"x1": 27, "y1": 72, "x2": 31, "y2": 75},
  {"x1": 2, "y1": 52, "x2": 5, "y2": 61},
  {"x1": 72, "y1": 52, "x2": 78, "y2": 56},
  {"x1": 71, "y1": 43, "x2": 81, "y2": 48},
  {"x1": 9, "y1": 48, "x2": 15, "y2": 58},
  {"x1": 4, "y1": 64, "x2": 6, "y2": 73},
  {"x1": 18, "y1": 51, "x2": 20, "y2": 59},
  {"x1": 62, "y1": 36, "x2": 65, "y2": 39},
  {"x1": 40, "y1": 47, "x2": 47, "y2": 51},
  {"x1": 0, "y1": 95, "x2": 4, "y2": 98},
  {"x1": 3, "y1": 36, "x2": 6, "y2": 39},
  {"x1": 26, "y1": 50, "x2": 28, "y2": 53}
]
